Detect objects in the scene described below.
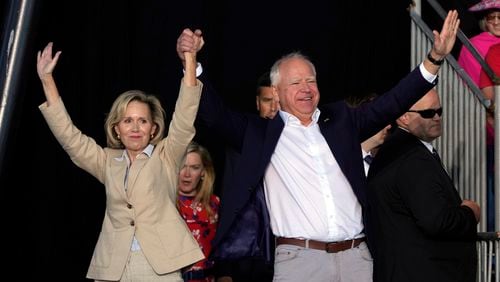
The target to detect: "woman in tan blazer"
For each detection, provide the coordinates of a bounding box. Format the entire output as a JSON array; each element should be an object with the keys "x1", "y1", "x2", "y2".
[{"x1": 36, "y1": 35, "x2": 205, "y2": 281}]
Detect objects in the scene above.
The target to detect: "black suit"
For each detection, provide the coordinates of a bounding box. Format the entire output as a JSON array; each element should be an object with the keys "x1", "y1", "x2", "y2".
[{"x1": 367, "y1": 128, "x2": 477, "y2": 282}]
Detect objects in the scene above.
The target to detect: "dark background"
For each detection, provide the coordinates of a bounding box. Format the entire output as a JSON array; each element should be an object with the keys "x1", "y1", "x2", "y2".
[{"x1": 0, "y1": 0, "x2": 482, "y2": 280}]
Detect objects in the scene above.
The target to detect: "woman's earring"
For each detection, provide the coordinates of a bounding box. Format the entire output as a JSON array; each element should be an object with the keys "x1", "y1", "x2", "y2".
[
  {"x1": 117, "y1": 134, "x2": 120, "y2": 140},
  {"x1": 151, "y1": 134, "x2": 154, "y2": 139}
]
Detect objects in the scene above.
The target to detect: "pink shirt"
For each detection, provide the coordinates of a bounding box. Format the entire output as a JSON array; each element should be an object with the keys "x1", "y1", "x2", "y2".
[
  {"x1": 479, "y1": 43, "x2": 500, "y2": 88},
  {"x1": 458, "y1": 31, "x2": 500, "y2": 86},
  {"x1": 478, "y1": 43, "x2": 500, "y2": 148}
]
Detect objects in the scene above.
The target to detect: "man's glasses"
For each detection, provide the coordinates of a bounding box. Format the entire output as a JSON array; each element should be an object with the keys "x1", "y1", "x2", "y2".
[{"x1": 407, "y1": 107, "x2": 443, "y2": 119}]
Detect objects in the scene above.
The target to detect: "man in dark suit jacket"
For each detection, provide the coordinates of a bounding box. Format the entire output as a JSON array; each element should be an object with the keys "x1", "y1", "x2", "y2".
[
  {"x1": 215, "y1": 72, "x2": 275, "y2": 282},
  {"x1": 366, "y1": 88, "x2": 480, "y2": 282},
  {"x1": 176, "y1": 10, "x2": 460, "y2": 282}
]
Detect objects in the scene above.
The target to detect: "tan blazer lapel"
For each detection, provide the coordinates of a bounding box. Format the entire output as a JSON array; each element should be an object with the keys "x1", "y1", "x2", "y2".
[
  {"x1": 126, "y1": 155, "x2": 148, "y2": 198},
  {"x1": 111, "y1": 155, "x2": 129, "y2": 199}
]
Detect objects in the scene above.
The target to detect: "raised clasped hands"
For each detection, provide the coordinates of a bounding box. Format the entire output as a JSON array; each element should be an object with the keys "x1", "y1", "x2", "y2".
[{"x1": 176, "y1": 28, "x2": 205, "y2": 63}]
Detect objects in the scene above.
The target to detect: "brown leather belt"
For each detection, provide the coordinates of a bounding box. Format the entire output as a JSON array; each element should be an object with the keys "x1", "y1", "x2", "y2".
[{"x1": 276, "y1": 237, "x2": 365, "y2": 253}]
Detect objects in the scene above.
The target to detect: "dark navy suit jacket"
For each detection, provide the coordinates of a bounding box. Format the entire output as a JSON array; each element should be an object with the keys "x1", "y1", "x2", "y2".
[{"x1": 196, "y1": 66, "x2": 436, "y2": 262}]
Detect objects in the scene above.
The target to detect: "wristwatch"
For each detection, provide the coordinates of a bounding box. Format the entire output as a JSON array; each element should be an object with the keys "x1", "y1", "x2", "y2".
[{"x1": 427, "y1": 52, "x2": 444, "y2": 66}]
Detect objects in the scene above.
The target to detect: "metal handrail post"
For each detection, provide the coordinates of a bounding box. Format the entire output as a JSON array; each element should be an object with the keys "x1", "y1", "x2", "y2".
[
  {"x1": 495, "y1": 85, "x2": 500, "y2": 231},
  {"x1": 0, "y1": 0, "x2": 36, "y2": 174}
]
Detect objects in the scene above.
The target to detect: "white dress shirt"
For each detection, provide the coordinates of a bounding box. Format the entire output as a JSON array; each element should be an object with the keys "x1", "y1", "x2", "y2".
[
  {"x1": 264, "y1": 109, "x2": 364, "y2": 242},
  {"x1": 362, "y1": 148, "x2": 372, "y2": 176}
]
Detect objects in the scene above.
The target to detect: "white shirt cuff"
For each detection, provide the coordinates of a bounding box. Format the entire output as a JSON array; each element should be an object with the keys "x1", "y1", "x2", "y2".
[
  {"x1": 419, "y1": 62, "x2": 437, "y2": 83},
  {"x1": 183, "y1": 62, "x2": 203, "y2": 78}
]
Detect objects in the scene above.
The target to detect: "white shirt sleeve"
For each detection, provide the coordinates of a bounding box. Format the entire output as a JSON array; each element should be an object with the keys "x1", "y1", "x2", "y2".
[
  {"x1": 419, "y1": 62, "x2": 438, "y2": 83},
  {"x1": 182, "y1": 62, "x2": 203, "y2": 77}
]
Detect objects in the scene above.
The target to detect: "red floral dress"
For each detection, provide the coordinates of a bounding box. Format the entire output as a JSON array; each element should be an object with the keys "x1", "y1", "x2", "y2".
[{"x1": 178, "y1": 194, "x2": 220, "y2": 282}]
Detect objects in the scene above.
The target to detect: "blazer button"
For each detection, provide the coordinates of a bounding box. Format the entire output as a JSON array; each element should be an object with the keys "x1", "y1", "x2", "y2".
[
  {"x1": 127, "y1": 203, "x2": 133, "y2": 209},
  {"x1": 130, "y1": 220, "x2": 135, "y2": 226}
]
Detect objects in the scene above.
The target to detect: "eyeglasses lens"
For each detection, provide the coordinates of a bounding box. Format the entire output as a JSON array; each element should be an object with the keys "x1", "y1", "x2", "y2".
[
  {"x1": 408, "y1": 107, "x2": 443, "y2": 119},
  {"x1": 486, "y1": 13, "x2": 500, "y2": 23}
]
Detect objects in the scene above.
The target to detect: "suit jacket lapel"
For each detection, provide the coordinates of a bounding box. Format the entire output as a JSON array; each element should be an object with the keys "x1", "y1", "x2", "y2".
[
  {"x1": 126, "y1": 155, "x2": 148, "y2": 199},
  {"x1": 317, "y1": 111, "x2": 367, "y2": 206},
  {"x1": 263, "y1": 117, "x2": 284, "y2": 156},
  {"x1": 111, "y1": 156, "x2": 129, "y2": 200},
  {"x1": 318, "y1": 111, "x2": 353, "y2": 182}
]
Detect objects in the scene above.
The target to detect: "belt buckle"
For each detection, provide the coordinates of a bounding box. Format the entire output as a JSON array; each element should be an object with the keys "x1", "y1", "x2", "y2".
[{"x1": 325, "y1": 241, "x2": 337, "y2": 253}]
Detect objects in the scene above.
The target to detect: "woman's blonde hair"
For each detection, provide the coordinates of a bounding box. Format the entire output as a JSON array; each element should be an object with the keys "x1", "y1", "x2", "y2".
[
  {"x1": 104, "y1": 90, "x2": 165, "y2": 148},
  {"x1": 178, "y1": 141, "x2": 217, "y2": 220}
]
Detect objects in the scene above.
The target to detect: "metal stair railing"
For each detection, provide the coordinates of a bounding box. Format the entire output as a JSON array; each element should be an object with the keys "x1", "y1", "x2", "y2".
[{"x1": 410, "y1": 2, "x2": 489, "y2": 230}]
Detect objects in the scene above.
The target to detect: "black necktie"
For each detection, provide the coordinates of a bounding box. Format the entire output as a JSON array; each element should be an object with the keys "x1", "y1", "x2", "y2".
[
  {"x1": 364, "y1": 154, "x2": 374, "y2": 165},
  {"x1": 432, "y1": 148, "x2": 443, "y2": 164}
]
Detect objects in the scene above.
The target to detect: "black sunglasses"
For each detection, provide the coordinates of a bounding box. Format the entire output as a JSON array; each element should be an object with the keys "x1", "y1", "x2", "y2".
[{"x1": 407, "y1": 107, "x2": 443, "y2": 119}]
